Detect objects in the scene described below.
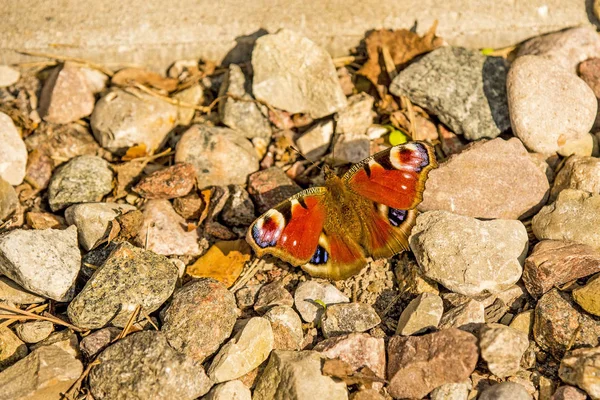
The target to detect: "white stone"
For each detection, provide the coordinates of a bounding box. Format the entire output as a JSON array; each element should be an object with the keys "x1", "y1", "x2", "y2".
[
  {"x1": 0, "y1": 112, "x2": 26, "y2": 185},
  {"x1": 0, "y1": 66, "x2": 20, "y2": 87},
  {"x1": 294, "y1": 280, "x2": 349, "y2": 323}
]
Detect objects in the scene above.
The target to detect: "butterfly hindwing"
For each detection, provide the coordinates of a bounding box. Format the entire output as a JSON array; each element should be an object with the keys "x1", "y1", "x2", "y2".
[
  {"x1": 302, "y1": 231, "x2": 367, "y2": 280},
  {"x1": 342, "y1": 141, "x2": 437, "y2": 210},
  {"x1": 361, "y1": 203, "x2": 417, "y2": 260},
  {"x1": 247, "y1": 187, "x2": 328, "y2": 265}
]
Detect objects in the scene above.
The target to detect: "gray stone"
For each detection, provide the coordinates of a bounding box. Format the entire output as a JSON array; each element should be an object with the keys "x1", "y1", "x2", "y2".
[
  {"x1": 0, "y1": 276, "x2": 45, "y2": 304},
  {"x1": 220, "y1": 185, "x2": 255, "y2": 227},
  {"x1": 294, "y1": 280, "x2": 349, "y2": 323},
  {"x1": 517, "y1": 26, "x2": 600, "y2": 74},
  {"x1": 80, "y1": 66, "x2": 109, "y2": 94},
  {"x1": 0, "y1": 65, "x2": 19, "y2": 87},
  {"x1": 419, "y1": 138, "x2": 549, "y2": 219},
  {"x1": 0, "y1": 342, "x2": 83, "y2": 400},
  {"x1": 296, "y1": 120, "x2": 334, "y2": 161},
  {"x1": 533, "y1": 189, "x2": 600, "y2": 249},
  {"x1": 218, "y1": 64, "x2": 271, "y2": 139},
  {"x1": 479, "y1": 323, "x2": 529, "y2": 378},
  {"x1": 252, "y1": 29, "x2": 347, "y2": 119},
  {"x1": 507, "y1": 55, "x2": 596, "y2": 154},
  {"x1": 478, "y1": 382, "x2": 532, "y2": 400},
  {"x1": 204, "y1": 380, "x2": 251, "y2": 400},
  {"x1": 409, "y1": 211, "x2": 528, "y2": 296},
  {"x1": 551, "y1": 386, "x2": 588, "y2": 400},
  {"x1": 47, "y1": 155, "x2": 114, "y2": 211},
  {"x1": 38, "y1": 62, "x2": 95, "y2": 124},
  {"x1": 264, "y1": 305, "x2": 304, "y2": 351},
  {"x1": 335, "y1": 93, "x2": 374, "y2": 135},
  {"x1": 0, "y1": 226, "x2": 80, "y2": 301},
  {"x1": 321, "y1": 302, "x2": 381, "y2": 338},
  {"x1": 430, "y1": 381, "x2": 472, "y2": 400},
  {"x1": 551, "y1": 156, "x2": 600, "y2": 201},
  {"x1": 80, "y1": 327, "x2": 121, "y2": 359},
  {"x1": 559, "y1": 347, "x2": 600, "y2": 400},
  {"x1": 0, "y1": 326, "x2": 27, "y2": 371},
  {"x1": 390, "y1": 46, "x2": 509, "y2": 140},
  {"x1": 65, "y1": 202, "x2": 137, "y2": 250},
  {"x1": 91, "y1": 88, "x2": 178, "y2": 153},
  {"x1": 396, "y1": 292, "x2": 443, "y2": 336},
  {"x1": 208, "y1": 317, "x2": 274, "y2": 383},
  {"x1": 0, "y1": 112, "x2": 26, "y2": 185},
  {"x1": 0, "y1": 178, "x2": 17, "y2": 222},
  {"x1": 28, "y1": 329, "x2": 79, "y2": 357},
  {"x1": 439, "y1": 299, "x2": 485, "y2": 332},
  {"x1": 328, "y1": 128, "x2": 370, "y2": 165},
  {"x1": 134, "y1": 199, "x2": 201, "y2": 256},
  {"x1": 14, "y1": 321, "x2": 53, "y2": 344},
  {"x1": 253, "y1": 350, "x2": 348, "y2": 400},
  {"x1": 175, "y1": 124, "x2": 259, "y2": 188},
  {"x1": 89, "y1": 331, "x2": 212, "y2": 400},
  {"x1": 253, "y1": 280, "x2": 293, "y2": 313},
  {"x1": 162, "y1": 279, "x2": 238, "y2": 363},
  {"x1": 67, "y1": 242, "x2": 178, "y2": 329}
]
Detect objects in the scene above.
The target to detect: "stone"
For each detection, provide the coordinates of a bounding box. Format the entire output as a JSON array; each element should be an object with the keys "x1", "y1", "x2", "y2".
[
  {"x1": 0, "y1": 65, "x2": 19, "y2": 87},
  {"x1": 89, "y1": 331, "x2": 212, "y2": 400},
  {"x1": 0, "y1": 276, "x2": 44, "y2": 304},
  {"x1": 510, "y1": 310, "x2": 534, "y2": 336},
  {"x1": 430, "y1": 381, "x2": 472, "y2": 400},
  {"x1": 47, "y1": 155, "x2": 113, "y2": 211},
  {"x1": 321, "y1": 302, "x2": 381, "y2": 338},
  {"x1": 439, "y1": 299, "x2": 485, "y2": 332},
  {"x1": 335, "y1": 93, "x2": 374, "y2": 135},
  {"x1": 394, "y1": 255, "x2": 440, "y2": 297},
  {"x1": 173, "y1": 192, "x2": 205, "y2": 220},
  {"x1": 14, "y1": 321, "x2": 53, "y2": 344},
  {"x1": 294, "y1": 280, "x2": 349, "y2": 323},
  {"x1": 387, "y1": 328, "x2": 479, "y2": 399},
  {"x1": 296, "y1": 120, "x2": 334, "y2": 161},
  {"x1": 0, "y1": 341, "x2": 83, "y2": 400},
  {"x1": 175, "y1": 124, "x2": 259, "y2": 188},
  {"x1": 220, "y1": 185, "x2": 255, "y2": 227},
  {"x1": 135, "y1": 199, "x2": 201, "y2": 256},
  {"x1": 28, "y1": 330, "x2": 79, "y2": 357},
  {"x1": 247, "y1": 166, "x2": 302, "y2": 214},
  {"x1": 419, "y1": 138, "x2": 549, "y2": 219},
  {"x1": 0, "y1": 326, "x2": 27, "y2": 371},
  {"x1": 390, "y1": 46, "x2": 509, "y2": 140},
  {"x1": 80, "y1": 66, "x2": 109, "y2": 94},
  {"x1": 252, "y1": 29, "x2": 347, "y2": 119},
  {"x1": 264, "y1": 305, "x2": 303, "y2": 350},
  {"x1": 517, "y1": 27, "x2": 600, "y2": 74},
  {"x1": 0, "y1": 112, "x2": 26, "y2": 185},
  {"x1": 409, "y1": 211, "x2": 528, "y2": 296},
  {"x1": 65, "y1": 202, "x2": 137, "y2": 250},
  {"x1": 80, "y1": 327, "x2": 121, "y2": 359},
  {"x1": 26, "y1": 212, "x2": 66, "y2": 230},
  {"x1": 208, "y1": 317, "x2": 274, "y2": 383},
  {"x1": 173, "y1": 83, "x2": 203, "y2": 125},
  {"x1": 253, "y1": 280, "x2": 294, "y2": 313},
  {"x1": 479, "y1": 323, "x2": 529, "y2": 378},
  {"x1": 0, "y1": 178, "x2": 17, "y2": 222},
  {"x1": 235, "y1": 284, "x2": 262, "y2": 310},
  {"x1": 551, "y1": 156, "x2": 600, "y2": 201},
  {"x1": 349, "y1": 389, "x2": 384, "y2": 400},
  {"x1": 557, "y1": 133, "x2": 598, "y2": 157},
  {"x1": 533, "y1": 190, "x2": 600, "y2": 249},
  {"x1": 396, "y1": 292, "x2": 443, "y2": 336},
  {"x1": 559, "y1": 347, "x2": 600, "y2": 400},
  {"x1": 314, "y1": 332, "x2": 385, "y2": 388},
  {"x1": 91, "y1": 88, "x2": 178, "y2": 153},
  {"x1": 133, "y1": 162, "x2": 196, "y2": 199},
  {"x1": 551, "y1": 386, "x2": 589, "y2": 400},
  {"x1": 0, "y1": 226, "x2": 80, "y2": 301},
  {"x1": 522, "y1": 240, "x2": 600, "y2": 298},
  {"x1": 328, "y1": 128, "x2": 370, "y2": 165},
  {"x1": 534, "y1": 289, "x2": 600, "y2": 359},
  {"x1": 162, "y1": 279, "x2": 238, "y2": 363},
  {"x1": 478, "y1": 382, "x2": 532, "y2": 400},
  {"x1": 67, "y1": 242, "x2": 178, "y2": 329},
  {"x1": 204, "y1": 380, "x2": 251, "y2": 400},
  {"x1": 253, "y1": 350, "x2": 348, "y2": 400},
  {"x1": 572, "y1": 273, "x2": 600, "y2": 317},
  {"x1": 507, "y1": 55, "x2": 596, "y2": 154},
  {"x1": 38, "y1": 62, "x2": 95, "y2": 124},
  {"x1": 218, "y1": 64, "x2": 271, "y2": 139}
]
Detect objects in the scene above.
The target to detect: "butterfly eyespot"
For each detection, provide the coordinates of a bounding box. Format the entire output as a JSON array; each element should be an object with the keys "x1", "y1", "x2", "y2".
[
  {"x1": 252, "y1": 211, "x2": 285, "y2": 248},
  {"x1": 309, "y1": 245, "x2": 329, "y2": 265},
  {"x1": 388, "y1": 208, "x2": 407, "y2": 227}
]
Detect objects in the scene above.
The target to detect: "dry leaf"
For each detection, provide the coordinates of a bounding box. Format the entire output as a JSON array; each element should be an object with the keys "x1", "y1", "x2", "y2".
[
  {"x1": 322, "y1": 358, "x2": 386, "y2": 389},
  {"x1": 112, "y1": 68, "x2": 179, "y2": 92},
  {"x1": 121, "y1": 144, "x2": 149, "y2": 161},
  {"x1": 198, "y1": 188, "x2": 213, "y2": 226},
  {"x1": 116, "y1": 210, "x2": 143, "y2": 240},
  {"x1": 358, "y1": 22, "x2": 443, "y2": 88},
  {"x1": 186, "y1": 240, "x2": 251, "y2": 287}
]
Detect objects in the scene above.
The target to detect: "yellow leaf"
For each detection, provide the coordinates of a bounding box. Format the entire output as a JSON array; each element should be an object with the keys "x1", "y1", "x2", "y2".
[
  {"x1": 122, "y1": 144, "x2": 149, "y2": 161},
  {"x1": 186, "y1": 240, "x2": 251, "y2": 287},
  {"x1": 388, "y1": 127, "x2": 409, "y2": 146}
]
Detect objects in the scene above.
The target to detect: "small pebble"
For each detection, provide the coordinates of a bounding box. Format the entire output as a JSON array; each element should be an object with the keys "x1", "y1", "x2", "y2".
[
  {"x1": 247, "y1": 166, "x2": 301, "y2": 214},
  {"x1": 0, "y1": 178, "x2": 17, "y2": 222},
  {"x1": 253, "y1": 280, "x2": 294, "y2": 314},
  {"x1": 294, "y1": 280, "x2": 350, "y2": 323},
  {"x1": 296, "y1": 120, "x2": 334, "y2": 161},
  {"x1": 14, "y1": 321, "x2": 53, "y2": 344},
  {"x1": 133, "y1": 163, "x2": 196, "y2": 199},
  {"x1": 0, "y1": 65, "x2": 20, "y2": 87},
  {"x1": 321, "y1": 302, "x2": 381, "y2": 338},
  {"x1": 396, "y1": 292, "x2": 443, "y2": 336},
  {"x1": 572, "y1": 273, "x2": 600, "y2": 316},
  {"x1": 478, "y1": 382, "x2": 532, "y2": 400}
]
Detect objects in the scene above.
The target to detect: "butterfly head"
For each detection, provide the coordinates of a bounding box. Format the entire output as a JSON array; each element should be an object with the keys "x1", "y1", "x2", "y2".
[{"x1": 323, "y1": 165, "x2": 336, "y2": 181}]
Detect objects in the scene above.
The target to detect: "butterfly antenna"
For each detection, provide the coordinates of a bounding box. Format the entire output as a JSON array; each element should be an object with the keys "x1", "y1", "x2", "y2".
[{"x1": 289, "y1": 146, "x2": 322, "y2": 171}]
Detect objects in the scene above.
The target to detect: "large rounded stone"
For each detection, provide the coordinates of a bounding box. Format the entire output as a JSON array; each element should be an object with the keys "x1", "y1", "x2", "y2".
[
  {"x1": 550, "y1": 156, "x2": 600, "y2": 201},
  {"x1": 559, "y1": 347, "x2": 600, "y2": 399},
  {"x1": 507, "y1": 55, "x2": 597, "y2": 154},
  {"x1": 0, "y1": 112, "x2": 27, "y2": 185},
  {"x1": 419, "y1": 138, "x2": 549, "y2": 219},
  {"x1": 409, "y1": 211, "x2": 528, "y2": 296}
]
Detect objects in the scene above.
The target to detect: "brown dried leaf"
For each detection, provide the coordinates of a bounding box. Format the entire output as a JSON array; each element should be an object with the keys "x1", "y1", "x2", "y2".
[
  {"x1": 115, "y1": 210, "x2": 143, "y2": 240},
  {"x1": 357, "y1": 22, "x2": 443, "y2": 87},
  {"x1": 112, "y1": 68, "x2": 179, "y2": 92},
  {"x1": 121, "y1": 144, "x2": 149, "y2": 161},
  {"x1": 186, "y1": 240, "x2": 251, "y2": 287},
  {"x1": 322, "y1": 359, "x2": 386, "y2": 389}
]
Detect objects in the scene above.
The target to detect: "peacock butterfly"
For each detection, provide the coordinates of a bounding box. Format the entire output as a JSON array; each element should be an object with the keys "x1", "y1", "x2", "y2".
[{"x1": 246, "y1": 141, "x2": 437, "y2": 280}]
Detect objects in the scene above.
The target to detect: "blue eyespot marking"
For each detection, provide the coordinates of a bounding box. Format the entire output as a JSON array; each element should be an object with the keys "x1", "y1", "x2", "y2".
[
  {"x1": 388, "y1": 208, "x2": 407, "y2": 227},
  {"x1": 309, "y1": 245, "x2": 329, "y2": 265}
]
